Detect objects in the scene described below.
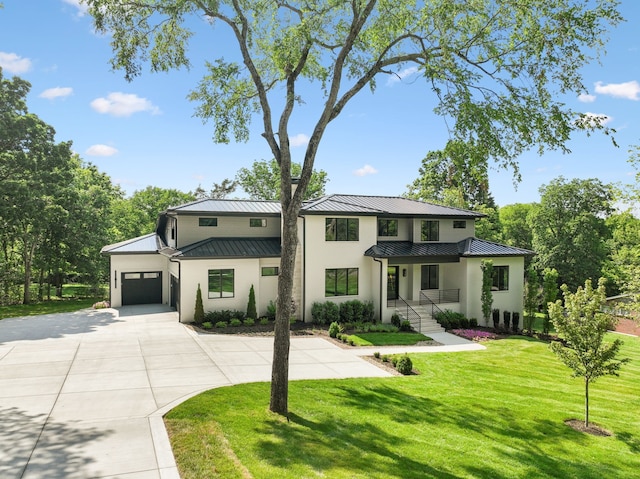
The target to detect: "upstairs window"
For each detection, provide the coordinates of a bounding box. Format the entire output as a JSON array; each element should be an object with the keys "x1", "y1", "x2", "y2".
[
  {"x1": 261, "y1": 266, "x2": 279, "y2": 276},
  {"x1": 378, "y1": 219, "x2": 398, "y2": 237},
  {"x1": 421, "y1": 220, "x2": 439, "y2": 241},
  {"x1": 199, "y1": 218, "x2": 218, "y2": 227},
  {"x1": 453, "y1": 220, "x2": 467, "y2": 229},
  {"x1": 325, "y1": 218, "x2": 359, "y2": 241},
  {"x1": 250, "y1": 218, "x2": 267, "y2": 227},
  {"x1": 493, "y1": 266, "x2": 509, "y2": 291}
]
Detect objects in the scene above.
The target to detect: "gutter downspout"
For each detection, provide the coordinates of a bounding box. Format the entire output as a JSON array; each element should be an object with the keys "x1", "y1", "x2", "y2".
[
  {"x1": 373, "y1": 257, "x2": 383, "y2": 322},
  {"x1": 169, "y1": 256, "x2": 182, "y2": 322}
]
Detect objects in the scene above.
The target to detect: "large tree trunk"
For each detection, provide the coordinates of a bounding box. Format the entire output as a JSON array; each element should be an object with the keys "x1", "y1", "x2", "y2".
[
  {"x1": 22, "y1": 242, "x2": 35, "y2": 304},
  {"x1": 270, "y1": 204, "x2": 299, "y2": 415}
]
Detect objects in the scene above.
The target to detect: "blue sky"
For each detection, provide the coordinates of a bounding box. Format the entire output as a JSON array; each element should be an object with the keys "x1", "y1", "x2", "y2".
[{"x1": 1, "y1": 1, "x2": 639, "y2": 206}]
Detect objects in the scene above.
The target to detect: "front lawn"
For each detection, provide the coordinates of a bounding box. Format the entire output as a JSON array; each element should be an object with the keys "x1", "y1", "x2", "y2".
[
  {"x1": 165, "y1": 335, "x2": 640, "y2": 478},
  {"x1": 346, "y1": 332, "x2": 432, "y2": 346}
]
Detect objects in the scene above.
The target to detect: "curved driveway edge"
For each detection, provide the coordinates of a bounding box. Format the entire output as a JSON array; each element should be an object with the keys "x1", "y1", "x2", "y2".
[{"x1": 0, "y1": 305, "x2": 479, "y2": 478}]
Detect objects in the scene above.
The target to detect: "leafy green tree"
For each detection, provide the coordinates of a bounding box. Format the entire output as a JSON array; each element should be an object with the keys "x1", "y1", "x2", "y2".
[
  {"x1": 542, "y1": 267, "x2": 560, "y2": 335},
  {"x1": 406, "y1": 141, "x2": 492, "y2": 208},
  {"x1": 86, "y1": 0, "x2": 622, "y2": 415},
  {"x1": 602, "y1": 211, "x2": 640, "y2": 297},
  {"x1": 531, "y1": 177, "x2": 614, "y2": 292},
  {"x1": 236, "y1": 159, "x2": 328, "y2": 201},
  {"x1": 194, "y1": 178, "x2": 238, "y2": 199},
  {"x1": 549, "y1": 278, "x2": 629, "y2": 428},
  {"x1": 481, "y1": 260, "x2": 494, "y2": 327},
  {"x1": 500, "y1": 203, "x2": 535, "y2": 251}
]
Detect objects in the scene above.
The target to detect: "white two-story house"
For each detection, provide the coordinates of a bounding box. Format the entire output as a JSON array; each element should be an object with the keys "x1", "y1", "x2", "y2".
[{"x1": 102, "y1": 194, "x2": 533, "y2": 326}]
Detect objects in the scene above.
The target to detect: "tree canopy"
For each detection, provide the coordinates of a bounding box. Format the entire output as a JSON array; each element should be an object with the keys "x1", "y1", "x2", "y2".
[{"x1": 86, "y1": 0, "x2": 623, "y2": 415}]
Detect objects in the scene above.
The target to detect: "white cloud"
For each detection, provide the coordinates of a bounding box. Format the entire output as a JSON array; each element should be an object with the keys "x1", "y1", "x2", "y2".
[
  {"x1": 594, "y1": 80, "x2": 640, "y2": 101},
  {"x1": 86, "y1": 144, "x2": 118, "y2": 156},
  {"x1": 387, "y1": 66, "x2": 418, "y2": 85},
  {"x1": 39, "y1": 87, "x2": 73, "y2": 100},
  {"x1": 62, "y1": 0, "x2": 88, "y2": 16},
  {"x1": 353, "y1": 164, "x2": 378, "y2": 176},
  {"x1": 578, "y1": 93, "x2": 596, "y2": 103},
  {"x1": 289, "y1": 133, "x2": 309, "y2": 147},
  {"x1": 90, "y1": 92, "x2": 161, "y2": 117},
  {"x1": 0, "y1": 52, "x2": 32, "y2": 74}
]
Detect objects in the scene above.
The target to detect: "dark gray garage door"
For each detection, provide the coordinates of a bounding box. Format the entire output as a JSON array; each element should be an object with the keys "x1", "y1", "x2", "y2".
[{"x1": 121, "y1": 272, "x2": 162, "y2": 305}]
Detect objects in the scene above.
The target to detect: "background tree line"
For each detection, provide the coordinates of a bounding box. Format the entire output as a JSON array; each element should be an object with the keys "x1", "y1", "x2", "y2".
[{"x1": 4, "y1": 66, "x2": 639, "y2": 308}]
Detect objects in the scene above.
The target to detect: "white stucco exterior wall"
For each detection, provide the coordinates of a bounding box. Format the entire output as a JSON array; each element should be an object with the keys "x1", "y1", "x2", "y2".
[
  {"x1": 462, "y1": 256, "x2": 525, "y2": 325},
  {"x1": 176, "y1": 215, "x2": 281, "y2": 248},
  {"x1": 108, "y1": 254, "x2": 169, "y2": 308}
]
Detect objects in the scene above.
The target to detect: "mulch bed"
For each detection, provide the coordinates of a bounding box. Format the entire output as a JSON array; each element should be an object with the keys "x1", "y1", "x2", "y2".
[
  {"x1": 189, "y1": 321, "x2": 318, "y2": 336},
  {"x1": 564, "y1": 419, "x2": 613, "y2": 437}
]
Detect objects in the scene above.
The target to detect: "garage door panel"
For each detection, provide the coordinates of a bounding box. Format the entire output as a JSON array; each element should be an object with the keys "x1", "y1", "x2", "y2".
[{"x1": 122, "y1": 272, "x2": 162, "y2": 305}]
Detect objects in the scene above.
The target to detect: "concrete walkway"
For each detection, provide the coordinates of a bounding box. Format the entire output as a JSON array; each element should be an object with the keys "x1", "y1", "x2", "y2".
[{"x1": 0, "y1": 306, "x2": 480, "y2": 479}]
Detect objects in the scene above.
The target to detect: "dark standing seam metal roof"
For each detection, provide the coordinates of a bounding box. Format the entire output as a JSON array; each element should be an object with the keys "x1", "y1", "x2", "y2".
[
  {"x1": 458, "y1": 238, "x2": 535, "y2": 257},
  {"x1": 365, "y1": 238, "x2": 534, "y2": 259},
  {"x1": 302, "y1": 194, "x2": 484, "y2": 217},
  {"x1": 167, "y1": 198, "x2": 281, "y2": 215},
  {"x1": 101, "y1": 233, "x2": 163, "y2": 254},
  {"x1": 174, "y1": 237, "x2": 281, "y2": 259}
]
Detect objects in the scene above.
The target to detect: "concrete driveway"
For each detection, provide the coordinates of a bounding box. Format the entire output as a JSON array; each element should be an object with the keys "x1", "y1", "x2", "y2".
[{"x1": 0, "y1": 305, "x2": 393, "y2": 479}]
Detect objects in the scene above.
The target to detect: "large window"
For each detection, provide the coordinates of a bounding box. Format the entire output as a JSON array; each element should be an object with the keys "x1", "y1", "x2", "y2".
[
  {"x1": 378, "y1": 219, "x2": 398, "y2": 237},
  {"x1": 325, "y1": 218, "x2": 359, "y2": 241},
  {"x1": 421, "y1": 265, "x2": 439, "y2": 290},
  {"x1": 199, "y1": 217, "x2": 218, "y2": 227},
  {"x1": 421, "y1": 220, "x2": 439, "y2": 241},
  {"x1": 325, "y1": 268, "x2": 359, "y2": 296},
  {"x1": 208, "y1": 269, "x2": 234, "y2": 298},
  {"x1": 493, "y1": 266, "x2": 509, "y2": 291}
]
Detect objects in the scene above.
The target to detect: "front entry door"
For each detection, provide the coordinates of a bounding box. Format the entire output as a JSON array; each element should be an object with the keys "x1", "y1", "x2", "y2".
[{"x1": 387, "y1": 266, "x2": 399, "y2": 300}]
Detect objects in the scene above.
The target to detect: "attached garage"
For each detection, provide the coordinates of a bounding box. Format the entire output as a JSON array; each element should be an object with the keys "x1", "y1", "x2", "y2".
[{"x1": 121, "y1": 271, "x2": 163, "y2": 305}]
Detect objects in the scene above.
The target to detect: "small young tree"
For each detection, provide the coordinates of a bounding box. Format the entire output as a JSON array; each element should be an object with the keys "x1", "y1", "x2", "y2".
[
  {"x1": 524, "y1": 267, "x2": 540, "y2": 332},
  {"x1": 542, "y1": 267, "x2": 559, "y2": 334},
  {"x1": 481, "y1": 260, "x2": 494, "y2": 326},
  {"x1": 194, "y1": 283, "x2": 205, "y2": 324},
  {"x1": 246, "y1": 284, "x2": 257, "y2": 320},
  {"x1": 548, "y1": 278, "x2": 630, "y2": 428}
]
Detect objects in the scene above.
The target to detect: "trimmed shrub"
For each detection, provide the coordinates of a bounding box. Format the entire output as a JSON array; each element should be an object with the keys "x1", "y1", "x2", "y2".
[
  {"x1": 246, "y1": 285, "x2": 257, "y2": 320},
  {"x1": 434, "y1": 310, "x2": 468, "y2": 330},
  {"x1": 391, "y1": 313, "x2": 401, "y2": 328},
  {"x1": 311, "y1": 302, "x2": 326, "y2": 325},
  {"x1": 396, "y1": 355, "x2": 413, "y2": 375},
  {"x1": 328, "y1": 321, "x2": 340, "y2": 338},
  {"x1": 381, "y1": 354, "x2": 390, "y2": 363},
  {"x1": 324, "y1": 301, "x2": 340, "y2": 324},
  {"x1": 215, "y1": 321, "x2": 228, "y2": 328},
  {"x1": 373, "y1": 351, "x2": 381, "y2": 359},
  {"x1": 243, "y1": 318, "x2": 255, "y2": 326},
  {"x1": 400, "y1": 320, "x2": 412, "y2": 332},
  {"x1": 512, "y1": 312, "x2": 520, "y2": 332},
  {"x1": 492, "y1": 309, "x2": 500, "y2": 329},
  {"x1": 362, "y1": 301, "x2": 375, "y2": 323},
  {"x1": 202, "y1": 321, "x2": 212, "y2": 330},
  {"x1": 503, "y1": 311, "x2": 511, "y2": 331},
  {"x1": 259, "y1": 317, "x2": 269, "y2": 325},
  {"x1": 205, "y1": 310, "x2": 246, "y2": 323},
  {"x1": 390, "y1": 356, "x2": 398, "y2": 367},
  {"x1": 230, "y1": 318, "x2": 242, "y2": 327},
  {"x1": 266, "y1": 300, "x2": 276, "y2": 321},
  {"x1": 469, "y1": 318, "x2": 478, "y2": 328},
  {"x1": 194, "y1": 284, "x2": 205, "y2": 324}
]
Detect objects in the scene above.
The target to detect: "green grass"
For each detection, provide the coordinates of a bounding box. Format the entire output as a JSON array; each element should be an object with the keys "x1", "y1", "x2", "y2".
[
  {"x1": 165, "y1": 335, "x2": 640, "y2": 479},
  {"x1": 346, "y1": 332, "x2": 432, "y2": 346},
  {"x1": 0, "y1": 298, "x2": 101, "y2": 320}
]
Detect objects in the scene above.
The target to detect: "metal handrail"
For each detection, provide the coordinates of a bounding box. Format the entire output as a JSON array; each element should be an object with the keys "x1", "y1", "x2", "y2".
[
  {"x1": 419, "y1": 290, "x2": 444, "y2": 319},
  {"x1": 390, "y1": 296, "x2": 421, "y2": 333},
  {"x1": 419, "y1": 289, "x2": 460, "y2": 304}
]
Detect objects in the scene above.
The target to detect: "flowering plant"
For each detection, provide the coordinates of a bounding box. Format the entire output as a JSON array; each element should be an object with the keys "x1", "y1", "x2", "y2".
[
  {"x1": 92, "y1": 300, "x2": 110, "y2": 309},
  {"x1": 452, "y1": 329, "x2": 496, "y2": 341}
]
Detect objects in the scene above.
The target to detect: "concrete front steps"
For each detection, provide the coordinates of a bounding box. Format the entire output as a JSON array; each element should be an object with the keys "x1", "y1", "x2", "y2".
[{"x1": 395, "y1": 304, "x2": 445, "y2": 334}]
